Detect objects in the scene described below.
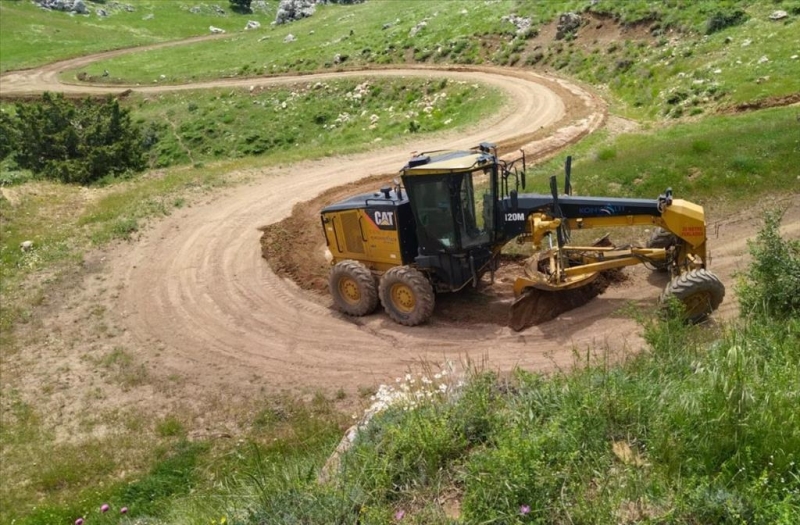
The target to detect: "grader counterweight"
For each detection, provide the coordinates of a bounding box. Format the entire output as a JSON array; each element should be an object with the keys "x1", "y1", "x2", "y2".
[{"x1": 320, "y1": 144, "x2": 724, "y2": 328}]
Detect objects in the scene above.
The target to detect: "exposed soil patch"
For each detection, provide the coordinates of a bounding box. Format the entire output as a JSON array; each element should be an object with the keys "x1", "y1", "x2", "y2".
[{"x1": 723, "y1": 92, "x2": 800, "y2": 113}]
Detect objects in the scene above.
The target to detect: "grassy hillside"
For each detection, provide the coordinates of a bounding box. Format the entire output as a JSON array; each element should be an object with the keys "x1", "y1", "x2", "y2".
[
  {"x1": 0, "y1": 0, "x2": 271, "y2": 73},
  {"x1": 58, "y1": 0, "x2": 800, "y2": 119}
]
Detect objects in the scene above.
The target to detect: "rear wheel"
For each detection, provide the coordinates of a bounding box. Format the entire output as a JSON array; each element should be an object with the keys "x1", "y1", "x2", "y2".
[
  {"x1": 329, "y1": 260, "x2": 379, "y2": 316},
  {"x1": 660, "y1": 269, "x2": 725, "y2": 323},
  {"x1": 379, "y1": 266, "x2": 435, "y2": 326}
]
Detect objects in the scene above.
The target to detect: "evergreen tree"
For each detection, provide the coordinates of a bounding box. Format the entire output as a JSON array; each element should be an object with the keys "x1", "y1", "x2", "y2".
[{"x1": 12, "y1": 93, "x2": 145, "y2": 184}]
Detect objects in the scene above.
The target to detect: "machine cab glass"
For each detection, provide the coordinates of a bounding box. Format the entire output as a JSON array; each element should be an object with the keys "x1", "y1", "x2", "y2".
[{"x1": 403, "y1": 165, "x2": 495, "y2": 254}]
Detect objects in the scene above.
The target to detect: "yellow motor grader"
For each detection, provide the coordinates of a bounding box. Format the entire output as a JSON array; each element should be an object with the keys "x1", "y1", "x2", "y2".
[{"x1": 320, "y1": 143, "x2": 724, "y2": 327}]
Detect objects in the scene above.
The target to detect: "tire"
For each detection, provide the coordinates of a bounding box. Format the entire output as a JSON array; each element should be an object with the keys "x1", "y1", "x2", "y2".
[
  {"x1": 647, "y1": 227, "x2": 678, "y2": 249},
  {"x1": 646, "y1": 227, "x2": 679, "y2": 272},
  {"x1": 660, "y1": 269, "x2": 725, "y2": 323},
  {"x1": 379, "y1": 266, "x2": 435, "y2": 326},
  {"x1": 329, "y1": 260, "x2": 379, "y2": 316}
]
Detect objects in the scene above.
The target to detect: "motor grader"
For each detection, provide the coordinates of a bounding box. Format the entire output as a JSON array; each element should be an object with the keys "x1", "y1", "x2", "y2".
[{"x1": 320, "y1": 143, "x2": 724, "y2": 328}]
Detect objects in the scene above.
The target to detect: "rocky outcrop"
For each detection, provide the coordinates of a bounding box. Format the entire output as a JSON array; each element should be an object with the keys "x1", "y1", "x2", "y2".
[
  {"x1": 36, "y1": 0, "x2": 87, "y2": 14},
  {"x1": 274, "y1": 0, "x2": 316, "y2": 24},
  {"x1": 556, "y1": 12, "x2": 582, "y2": 40}
]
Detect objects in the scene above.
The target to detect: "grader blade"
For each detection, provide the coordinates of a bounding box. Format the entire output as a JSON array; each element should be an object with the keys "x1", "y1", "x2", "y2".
[{"x1": 507, "y1": 236, "x2": 615, "y2": 331}]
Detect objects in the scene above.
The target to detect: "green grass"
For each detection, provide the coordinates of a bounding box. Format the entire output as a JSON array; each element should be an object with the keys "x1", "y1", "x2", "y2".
[
  {"x1": 0, "y1": 0, "x2": 271, "y2": 73},
  {"x1": 125, "y1": 77, "x2": 502, "y2": 168},
  {"x1": 0, "y1": 392, "x2": 346, "y2": 525},
  {"x1": 52, "y1": 0, "x2": 799, "y2": 121},
  {"x1": 67, "y1": 0, "x2": 516, "y2": 83},
  {"x1": 523, "y1": 106, "x2": 800, "y2": 208}
]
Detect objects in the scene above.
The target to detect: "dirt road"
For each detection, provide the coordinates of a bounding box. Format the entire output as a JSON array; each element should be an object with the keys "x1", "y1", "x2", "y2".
[{"x1": 4, "y1": 45, "x2": 798, "y2": 404}]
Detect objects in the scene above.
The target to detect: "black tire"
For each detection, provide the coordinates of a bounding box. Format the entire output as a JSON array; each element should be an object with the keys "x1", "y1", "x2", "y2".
[
  {"x1": 660, "y1": 269, "x2": 725, "y2": 323},
  {"x1": 329, "y1": 260, "x2": 379, "y2": 316},
  {"x1": 647, "y1": 227, "x2": 678, "y2": 249},
  {"x1": 379, "y1": 266, "x2": 435, "y2": 326},
  {"x1": 647, "y1": 227, "x2": 679, "y2": 272}
]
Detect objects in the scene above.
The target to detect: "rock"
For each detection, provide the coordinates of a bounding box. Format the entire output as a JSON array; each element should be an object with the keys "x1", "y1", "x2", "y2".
[
  {"x1": 769, "y1": 10, "x2": 788, "y2": 21},
  {"x1": 792, "y1": 55, "x2": 799, "y2": 60},
  {"x1": 96, "y1": 8, "x2": 107, "y2": 17},
  {"x1": 36, "y1": 0, "x2": 88, "y2": 13},
  {"x1": 284, "y1": 33, "x2": 297, "y2": 43},
  {"x1": 143, "y1": 13, "x2": 154, "y2": 20},
  {"x1": 190, "y1": 6, "x2": 201, "y2": 14},
  {"x1": 741, "y1": 39, "x2": 752, "y2": 47},
  {"x1": 556, "y1": 12, "x2": 582, "y2": 40},
  {"x1": 757, "y1": 55, "x2": 769, "y2": 64},
  {"x1": 501, "y1": 14, "x2": 532, "y2": 36},
  {"x1": 274, "y1": 0, "x2": 316, "y2": 25},
  {"x1": 209, "y1": 26, "x2": 226, "y2": 34},
  {"x1": 245, "y1": 20, "x2": 261, "y2": 30},
  {"x1": 409, "y1": 20, "x2": 427, "y2": 37},
  {"x1": 213, "y1": 4, "x2": 226, "y2": 15},
  {"x1": 20, "y1": 241, "x2": 34, "y2": 252}
]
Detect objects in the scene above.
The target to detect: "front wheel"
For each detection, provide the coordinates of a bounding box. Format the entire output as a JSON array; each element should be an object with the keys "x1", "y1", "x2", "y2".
[
  {"x1": 660, "y1": 269, "x2": 725, "y2": 323},
  {"x1": 379, "y1": 266, "x2": 435, "y2": 326},
  {"x1": 329, "y1": 260, "x2": 379, "y2": 316},
  {"x1": 646, "y1": 227, "x2": 679, "y2": 272}
]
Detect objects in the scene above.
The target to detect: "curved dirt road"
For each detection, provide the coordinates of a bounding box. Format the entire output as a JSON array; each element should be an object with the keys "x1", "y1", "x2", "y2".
[{"x1": 4, "y1": 46, "x2": 797, "y2": 397}]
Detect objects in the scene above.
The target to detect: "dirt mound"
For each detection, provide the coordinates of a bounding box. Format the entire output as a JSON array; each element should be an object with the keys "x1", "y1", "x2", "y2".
[{"x1": 260, "y1": 173, "x2": 393, "y2": 293}]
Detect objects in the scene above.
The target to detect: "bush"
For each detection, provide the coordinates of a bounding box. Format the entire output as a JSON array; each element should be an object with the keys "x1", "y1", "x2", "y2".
[
  {"x1": 229, "y1": 0, "x2": 251, "y2": 14},
  {"x1": 705, "y1": 9, "x2": 748, "y2": 35},
  {"x1": 0, "y1": 110, "x2": 17, "y2": 160},
  {"x1": 10, "y1": 93, "x2": 145, "y2": 185},
  {"x1": 737, "y1": 210, "x2": 800, "y2": 319}
]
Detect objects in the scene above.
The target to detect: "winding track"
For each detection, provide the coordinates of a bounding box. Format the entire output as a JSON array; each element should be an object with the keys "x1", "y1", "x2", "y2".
[{"x1": 8, "y1": 42, "x2": 788, "y2": 393}]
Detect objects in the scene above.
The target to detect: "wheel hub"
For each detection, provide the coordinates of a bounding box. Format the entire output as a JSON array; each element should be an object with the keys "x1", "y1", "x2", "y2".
[
  {"x1": 390, "y1": 283, "x2": 416, "y2": 313},
  {"x1": 683, "y1": 290, "x2": 712, "y2": 317},
  {"x1": 339, "y1": 277, "x2": 361, "y2": 305}
]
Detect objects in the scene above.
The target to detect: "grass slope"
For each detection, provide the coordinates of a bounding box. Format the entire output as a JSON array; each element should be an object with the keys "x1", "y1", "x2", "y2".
[
  {"x1": 0, "y1": 0, "x2": 271, "y2": 73},
  {"x1": 524, "y1": 106, "x2": 800, "y2": 207},
  {"x1": 56, "y1": 0, "x2": 800, "y2": 119}
]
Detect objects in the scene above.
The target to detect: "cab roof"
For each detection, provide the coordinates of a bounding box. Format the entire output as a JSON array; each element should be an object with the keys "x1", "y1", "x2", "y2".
[{"x1": 402, "y1": 150, "x2": 495, "y2": 176}]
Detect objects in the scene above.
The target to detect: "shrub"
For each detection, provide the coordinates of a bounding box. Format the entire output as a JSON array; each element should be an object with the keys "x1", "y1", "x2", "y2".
[
  {"x1": 0, "y1": 110, "x2": 17, "y2": 160},
  {"x1": 737, "y1": 210, "x2": 800, "y2": 319},
  {"x1": 705, "y1": 9, "x2": 748, "y2": 35},
  {"x1": 10, "y1": 93, "x2": 145, "y2": 185}
]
